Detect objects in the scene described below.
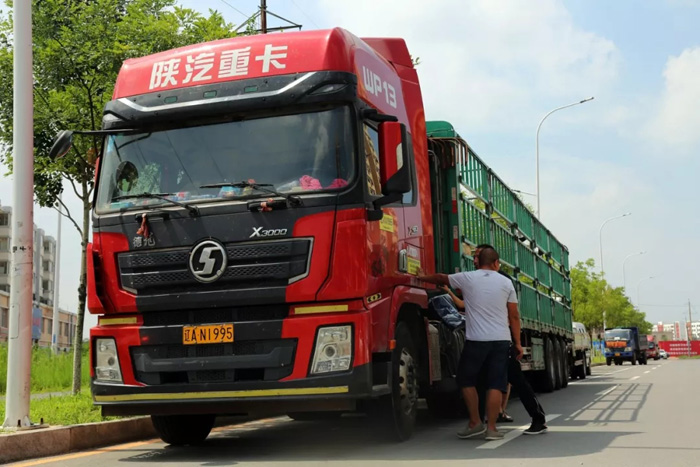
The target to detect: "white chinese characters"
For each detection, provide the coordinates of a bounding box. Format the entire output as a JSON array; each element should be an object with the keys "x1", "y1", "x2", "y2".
[{"x1": 147, "y1": 44, "x2": 289, "y2": 90}]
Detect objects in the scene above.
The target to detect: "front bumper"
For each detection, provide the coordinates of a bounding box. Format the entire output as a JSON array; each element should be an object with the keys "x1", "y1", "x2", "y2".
[
  {"x1": 92, "y1": 308, "x2": 375, "y2": 416},
  {"x1": 605, "y1": 351, "x2": 634, "y2": 358}
]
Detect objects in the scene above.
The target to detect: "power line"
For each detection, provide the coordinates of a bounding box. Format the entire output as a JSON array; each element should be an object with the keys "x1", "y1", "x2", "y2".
[
  {"x1": 639, "y1": 303, "x2": 689, "y2": 308},
  {"x1": 290, "y1": 0, "x2": 321, "y2": 29},
  {"x1": 217, "y1": 0, "x2": 251, "y2": 20}
]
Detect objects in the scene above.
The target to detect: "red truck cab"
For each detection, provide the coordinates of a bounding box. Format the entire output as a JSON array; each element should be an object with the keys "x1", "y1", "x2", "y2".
[{"x1": 76, "y1": 29, "x2": 434, "y2": 443}]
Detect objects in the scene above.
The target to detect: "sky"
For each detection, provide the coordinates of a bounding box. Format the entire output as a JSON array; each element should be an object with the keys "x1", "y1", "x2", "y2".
[{"x1": 1, "y1": 0, "x2": 699, "y2": 334}]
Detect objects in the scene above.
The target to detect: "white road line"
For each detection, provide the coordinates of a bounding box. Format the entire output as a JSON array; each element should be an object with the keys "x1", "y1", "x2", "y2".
[
  {"x1": 630, "y1": 376, "x2": 640, "y2": 380},
  {"x1": 476, "y1": 414, "x2": 561, "y2": 449},
  {"x1": 595, "y1": 386, "x2": 618, "y2": 397},
  {"x1": 644, "y1": 371, "x2": 650, "y2": 374}
]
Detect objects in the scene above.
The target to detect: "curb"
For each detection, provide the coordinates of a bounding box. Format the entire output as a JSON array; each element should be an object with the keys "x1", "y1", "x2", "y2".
[
  {"x1": 0, "y1": 415, "x2": 256, "y2": 465},
  {"x1": 0, "y1": 416, "x2": 155, "y2": 465}
]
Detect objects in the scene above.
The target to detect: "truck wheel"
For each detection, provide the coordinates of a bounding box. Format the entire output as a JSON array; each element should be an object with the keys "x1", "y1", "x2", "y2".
[
  {"x1": 426, "y1": 391, "x2": 466, "y2": 419},
  {"x1": 557, "y1": 339, "x2": 568, "y2": 388},
  {"x1": 585, "y1": 355, "x2": 592, "y2": 376},
  {"x1": 606, "y1": 357, "x2": 612, "y2": 366},
  {"x1": 632, "y1": 355, "x2": 637, "y2": 365},
  {"x1": 151, "y1": 414, "x2": 215, "y2": 446},
  {"x1": 540, "y1": 337, "x2": 556, "y2": 393},
  {"x1": 383, "y1": 322, "x2": 418, "y2": 441}
]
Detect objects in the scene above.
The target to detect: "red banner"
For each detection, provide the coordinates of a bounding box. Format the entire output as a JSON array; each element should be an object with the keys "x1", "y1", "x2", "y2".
[{"x1": 659, "y1": 340, "x2": 700, "y2": 356}]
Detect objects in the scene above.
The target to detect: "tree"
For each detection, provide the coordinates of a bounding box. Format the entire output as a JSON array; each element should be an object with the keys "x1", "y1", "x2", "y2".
[
  {"x1": 0, "y1": 0, "x2": 239, "y2": 394},
  {"x1": 570, "y1": 259, "x2": 652, "y2": 336}
]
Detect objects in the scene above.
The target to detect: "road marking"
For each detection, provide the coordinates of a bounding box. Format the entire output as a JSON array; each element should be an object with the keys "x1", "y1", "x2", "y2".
[
  {"x1": 630, "y1": 376, "x2": 640, "y2": 380},
  {"x1": 11, "y1": 440, "x2": 157, "y2": 467},
  {"x1": 595, "y1": 386, "x2": 618, "y2": 397},
  {"x1": 476, "y1": 414, "x2": 560, "y2": 449},
  {"x1": 644, "y1": 371, "x2": 650, "y2": 374}
]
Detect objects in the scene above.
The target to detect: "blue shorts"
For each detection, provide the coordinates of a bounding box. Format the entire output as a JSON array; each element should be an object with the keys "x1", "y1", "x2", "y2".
[{"x1": 457, "y1": 340, "x2": 510, "y2": 392}]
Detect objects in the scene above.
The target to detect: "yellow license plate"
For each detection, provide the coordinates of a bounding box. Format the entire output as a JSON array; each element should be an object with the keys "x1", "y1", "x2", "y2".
[
  {"x1": 183, "y1": 324, "x2": 234, "y2": 345},
  {"x1": 614, "y1": 353, "x2": 620, "y2": 356}
]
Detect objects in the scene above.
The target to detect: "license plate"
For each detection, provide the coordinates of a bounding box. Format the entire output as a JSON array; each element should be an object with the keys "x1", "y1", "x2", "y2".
[
  {"x1": 183, "y1": 324, "x2": 234, "y2": 345},
  {"x1": 614, "y1": 353, "x2": 620, "y2": 357}
]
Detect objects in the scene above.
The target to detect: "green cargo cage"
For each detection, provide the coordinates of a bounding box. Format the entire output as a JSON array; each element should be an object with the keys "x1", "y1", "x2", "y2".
[{"x1": 427, "y1": 121, "x2": 572, "y2": 338}]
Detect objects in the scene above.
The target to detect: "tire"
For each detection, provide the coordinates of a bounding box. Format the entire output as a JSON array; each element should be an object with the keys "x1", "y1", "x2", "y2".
[
  {"x1": 288, "y1": 412, "x2": 343, "y2": 421},
  {"x1": 632, "y1": 355, "x2": 637, "y2": 365},
  {"x1": 585, "y1": 355, "x2": 592, "y2": 376},
  {"x1": 606, "y1": 357, "x2": 612, "y2": 366},
  {"x1": 558, "y1": 339, "x2": 568, "y2": 388},
  {"x1": 540, "y1": 337, "x2": 556, "y2": 393},
  {"x1": 151, "y1": 414, "x2": 215, "y2": 446},
  {"x1": 377, "y1": 322, "x2": 419, "y2": 441},
  {"x1": 426, "y1": 391, "x2": 467, "y2": 419}
]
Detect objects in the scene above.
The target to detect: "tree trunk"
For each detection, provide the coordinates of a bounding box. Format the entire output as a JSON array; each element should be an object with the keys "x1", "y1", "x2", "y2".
[{"x1": 71, "y1": 194, "x2": 91, "y2": 394}]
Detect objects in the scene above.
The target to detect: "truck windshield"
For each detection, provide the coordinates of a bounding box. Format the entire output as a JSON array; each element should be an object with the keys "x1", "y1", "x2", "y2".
[
  {"x1": 605, "y1": 330, "x2": 631, "y2": 340},
  {"x1": 95, "y1": 107, "x2": 355, "y2": 213}
]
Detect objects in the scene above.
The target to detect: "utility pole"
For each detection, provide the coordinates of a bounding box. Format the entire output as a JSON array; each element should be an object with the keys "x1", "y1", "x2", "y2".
[
  {"x1": 51, "y1": 194, "x2": 62, "y2": 354},
  {"x1": 688, "y1": 299, "x2": 693, "y2": 357},
  {"x1": 3, "y1": 0, "x2": 34, "y2": 429},
  {"x1": 260, "y1": 0, "x2": 267, "y2": 34}
]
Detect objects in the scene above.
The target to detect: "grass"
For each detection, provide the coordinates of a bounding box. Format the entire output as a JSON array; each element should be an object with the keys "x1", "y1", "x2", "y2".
[
  {"x1": 0, "y1": 344, "x2": 90, "y2": 394},
  {"x1": 0, "y1": 391, "x2": 120, "y2": 427},
  {"x1": 676, "y1": 355, "x2": 700, "y2": 359},
  {"x1": 592, "y1": 354, "x2": 606, "y2": 364}
]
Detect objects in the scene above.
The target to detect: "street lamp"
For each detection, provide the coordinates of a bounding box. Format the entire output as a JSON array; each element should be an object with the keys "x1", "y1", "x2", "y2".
[
  {"x1": 622, "y1": 251, "x2": 646, "y2": 295},
  {"x1": 599, "y1": 212, "x2": 632, "y2": 330},
  {"x1": 637, "y1": 276, "x2": 656, "y2": 307},
  {"x1": 535, "y1": 96, "x2": 594, "y2": 218}
]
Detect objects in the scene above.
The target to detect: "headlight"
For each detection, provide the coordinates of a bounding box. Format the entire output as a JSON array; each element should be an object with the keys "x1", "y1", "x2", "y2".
[
  {"x1": 95, "y1": 338, "x2": 123, "y2": 383},
  {"x1": 625, "y1": 347, "x2": 632, "y2": 352},
  {"x1": 310, "y1": 325, "x2": 352, "y2": 374}
]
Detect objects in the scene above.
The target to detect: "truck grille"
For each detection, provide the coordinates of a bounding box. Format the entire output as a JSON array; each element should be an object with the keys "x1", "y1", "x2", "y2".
[
  {"x1": 141, "y1": 305, "x2": 289, "y2": 327},
  {"x1": 131, "y1": 339, "x2": 297, "y2": 385},
  {"x1": 118, "y1": 239, "x2": 311, "y2": 295}
]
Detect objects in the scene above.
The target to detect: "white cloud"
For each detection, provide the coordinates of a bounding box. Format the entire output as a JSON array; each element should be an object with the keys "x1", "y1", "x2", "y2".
[
  {"x1": 648, "y1": 46, "x2": 700, "y2": 153},
  {"x1": 317, "y1": 0, "x2": 620, "y2": 133}
]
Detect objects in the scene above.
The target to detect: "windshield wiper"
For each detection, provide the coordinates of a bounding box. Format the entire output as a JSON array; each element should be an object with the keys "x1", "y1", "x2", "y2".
[
  {"x1": 200, "y1": 181, "x2": 302, "y2": 207},
  {"x1": 112, "y1": 193, "x2": 200, "y2": 216}
]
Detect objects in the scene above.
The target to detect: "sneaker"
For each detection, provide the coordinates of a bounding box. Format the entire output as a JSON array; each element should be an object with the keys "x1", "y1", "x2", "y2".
[
  {"x1": 497, "y1": 412, "x2": 514, "y2": 423},
  {"x1": 523, "y1": 422, "x2": 548, "y2": 435},
  {"x1": 457, "y1": 422, "x2": 487, "y2": 439},
  {"x1": 485, "y1": 429, "x2": 505, "y2": 440}
]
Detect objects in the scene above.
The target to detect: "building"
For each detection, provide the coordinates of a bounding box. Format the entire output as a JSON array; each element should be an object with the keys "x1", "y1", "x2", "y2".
[
  {"x1": 0, "y1": 201, "x2": 75, "y2": 350},
  {"x1": 654, "y1": 321, "x2": 700, "y2": 341}
]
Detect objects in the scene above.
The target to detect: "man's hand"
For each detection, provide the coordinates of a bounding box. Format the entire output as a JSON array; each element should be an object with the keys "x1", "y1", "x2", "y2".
[{"x1": 514, "y1": 343, "x2": 524, "y2": 361}]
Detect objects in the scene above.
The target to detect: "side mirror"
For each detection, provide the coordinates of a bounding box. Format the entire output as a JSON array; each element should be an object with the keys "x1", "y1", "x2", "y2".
[
  {"x1": 378, "y1": 122, "x2": 411, "y2": 195},
  {"x1": 48, "y1": 130, "x2": 75, "y2": 159}
]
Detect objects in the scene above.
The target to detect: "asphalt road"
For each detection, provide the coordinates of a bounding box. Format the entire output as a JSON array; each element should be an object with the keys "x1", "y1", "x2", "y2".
[{"x1": 12, "y1": 359, "x2": 698, "y2": 467}]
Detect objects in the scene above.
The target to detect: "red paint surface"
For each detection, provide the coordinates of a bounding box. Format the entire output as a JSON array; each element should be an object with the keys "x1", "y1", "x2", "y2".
[{"x1": 659, "y1": 340, "x2": 700, "y2": 356}]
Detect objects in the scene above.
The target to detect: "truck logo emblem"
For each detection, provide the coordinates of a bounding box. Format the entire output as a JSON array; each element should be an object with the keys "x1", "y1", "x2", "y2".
[
  {"x1": 189, "y1": 240, "x2": 227, "y2": 283},
  {"x1": 250, "y1": 227, "x2": 288, "y2": 238}
]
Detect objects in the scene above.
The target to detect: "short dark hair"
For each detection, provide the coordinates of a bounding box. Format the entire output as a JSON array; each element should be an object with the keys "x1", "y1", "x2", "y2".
[
  {"x1": 476, "y1": 243, "x2": 494, "y2": 250},
  {"x1": 478, "y1": 247, "x2": 499, "y2": 267}
]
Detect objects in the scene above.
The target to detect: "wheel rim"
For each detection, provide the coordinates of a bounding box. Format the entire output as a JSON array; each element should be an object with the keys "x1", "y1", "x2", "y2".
[{"x1": 398, "y1": 348, "x2": 418, "y2": 416}]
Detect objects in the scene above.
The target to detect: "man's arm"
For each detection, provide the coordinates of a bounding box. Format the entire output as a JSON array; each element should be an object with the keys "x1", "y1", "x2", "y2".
[
  {"x1": 507, "y1": 302, "x2": 523, "y2": 360},
  {"x1": 416, "y1": 273, "x2": 450, "y2": 286}
]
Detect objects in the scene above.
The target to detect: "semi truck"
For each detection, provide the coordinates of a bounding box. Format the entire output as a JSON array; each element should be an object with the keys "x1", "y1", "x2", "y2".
[
  {"x1": 49, "y1": 28, "x2": 574, "y2": 445},
  {"x1": 605, "y1": 327, "x2": 646, "y2": 365}
]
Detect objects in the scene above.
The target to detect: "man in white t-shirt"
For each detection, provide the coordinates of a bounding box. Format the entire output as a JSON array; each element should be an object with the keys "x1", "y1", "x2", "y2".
[{"x1": 418, "y1": 246, "x2": 522, "y2": 440}]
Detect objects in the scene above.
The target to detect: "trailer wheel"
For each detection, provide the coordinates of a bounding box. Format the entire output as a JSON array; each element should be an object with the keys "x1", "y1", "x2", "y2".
[
  {"x1": 555, "y1": 339, "x2": 568, "y2": 388},
  {"x1": 151, "y1": 414, "x2": 215, "y2": 446},
  {"x1": 426, "y1": 391, "x2": 467, "y2": 419},
  {"x1": 540, "y1": 337, "x2": 556, "y2": 393},
  {"x1": 585, "y1": 354, "x2": 592, "y2": 376},
  {"x1": 376, "y1": 322, "x2": 418, "y2": 441}
]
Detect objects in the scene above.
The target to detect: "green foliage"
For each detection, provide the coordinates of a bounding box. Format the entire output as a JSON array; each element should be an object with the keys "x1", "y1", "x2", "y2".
[
  {"x1": 0, "y1": 344, "x2": 90, "y2": 394},
  {"x1": 0, "y1": 391, "x2": 116, "y2": 426},
  {"x1": 0, "y1": 0, "x2": 240, "y2": 393},
  {"x1": 571, "y1": 259, "x2": 652, "y2": 334}
]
